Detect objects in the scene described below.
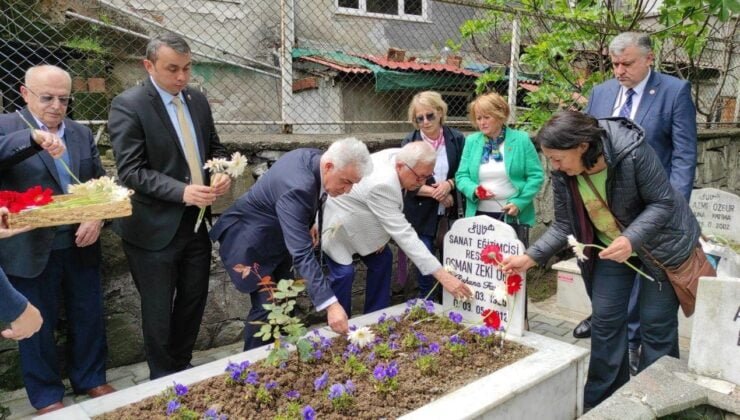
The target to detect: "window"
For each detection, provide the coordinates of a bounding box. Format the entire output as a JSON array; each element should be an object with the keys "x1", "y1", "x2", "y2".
[{"x1": 337, "y1": 0, "x2": 427, "y2": 21}]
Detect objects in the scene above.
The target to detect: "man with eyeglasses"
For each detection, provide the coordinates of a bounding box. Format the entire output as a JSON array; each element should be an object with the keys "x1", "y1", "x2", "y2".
[
  {"x1": 321, "y1": 141, "x2": 473, "y2": 317},
  {"x1": 0, "y1": 64, "x2": 114, "y2": 415}
]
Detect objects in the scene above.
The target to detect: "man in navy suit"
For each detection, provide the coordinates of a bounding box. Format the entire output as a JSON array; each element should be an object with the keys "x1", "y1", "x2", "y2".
[
  {"x1": 210, "y1": 138, "x2": 372, "y2": 350},
  {"x1": 109, "y1": 34, "x2": 231, "y2": 380},
  {"x1": 578, "y1": 32, "x2": 697, "y2": 375},
  {"x1": 0, "y1": 65, "x2": 114, "y2": 414}
]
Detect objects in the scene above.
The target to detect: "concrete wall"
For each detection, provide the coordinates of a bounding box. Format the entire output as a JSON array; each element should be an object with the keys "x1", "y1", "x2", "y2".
[{"x1": 0, "y1": 128, "x2": 737, "y2": 391}]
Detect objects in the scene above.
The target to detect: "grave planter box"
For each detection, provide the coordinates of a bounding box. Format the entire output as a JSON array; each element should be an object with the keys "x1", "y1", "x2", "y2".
[{"x1": 42, "y1": 303, "x2": 589, "y2": 420}]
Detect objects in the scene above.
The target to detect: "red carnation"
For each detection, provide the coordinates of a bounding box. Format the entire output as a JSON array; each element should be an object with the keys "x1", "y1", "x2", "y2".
[
  {"x1": 482, "y1": 309, "x2": 501, "y2": 330},
  {"x1": 21, "y1": 186, "x2": 54, "y2": 207},
  {"x1": 480, "y1": 244, "x2": 503, "y2": 265},
  {"x1": 507, "y1": 273, "x2": 523, "y2": 295},
  {"x1": 475, "y1": 185, "x2": 491, "y2": 200}
]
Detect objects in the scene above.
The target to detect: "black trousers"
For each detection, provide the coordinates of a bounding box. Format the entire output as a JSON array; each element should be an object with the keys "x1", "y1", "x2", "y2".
[{"x1": 122, "y1": 207, "x2": 211, "y2": 379}]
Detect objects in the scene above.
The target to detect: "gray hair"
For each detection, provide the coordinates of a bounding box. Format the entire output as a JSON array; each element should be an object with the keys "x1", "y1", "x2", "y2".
[
  {"x1": 25, "y1": 65, "x2": 71, "y2": 87},
  {"x1": 322, "y1": 137, "x2": 373, "y2": 176},
  {"x1": 146, "y1": 33, "x2": 191, "y2": 62},
  {"x1": 609, "y1": 32, "x2": 652, "y2": 56},
  {"x1": 396, "y1": 141, "x2": 436, "y2": 168}
]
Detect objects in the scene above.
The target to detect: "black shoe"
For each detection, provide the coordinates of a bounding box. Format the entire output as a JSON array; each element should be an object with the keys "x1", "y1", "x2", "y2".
[
  {"x1": 573, "y1": 316, "x2": 592, "y2": 339},
  {"x1": 628, "y1": 346, "x2": 641, "y2": 376}
]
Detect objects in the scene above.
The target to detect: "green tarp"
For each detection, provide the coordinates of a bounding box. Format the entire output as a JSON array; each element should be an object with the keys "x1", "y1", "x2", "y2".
[{"x1": 292, "y1": 48, "x2": 475, "y2": 92}]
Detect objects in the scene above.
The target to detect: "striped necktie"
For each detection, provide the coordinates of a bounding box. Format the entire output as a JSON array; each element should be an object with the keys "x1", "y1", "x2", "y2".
[
  {"x1": 172, "y1": 96, "x2": 204, "y2": 185},
  {"x1": 619, "y1": 88, "x2": 636, "y2": 119}
]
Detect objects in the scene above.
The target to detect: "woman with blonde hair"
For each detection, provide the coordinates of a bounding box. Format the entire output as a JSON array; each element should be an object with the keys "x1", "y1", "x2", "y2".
[
  {"x1": 402, "y1": 91, "x2": 465, "y2": 300},
  {"x1": 456, "y1": 92, "x2": 544, "y2": 244}
]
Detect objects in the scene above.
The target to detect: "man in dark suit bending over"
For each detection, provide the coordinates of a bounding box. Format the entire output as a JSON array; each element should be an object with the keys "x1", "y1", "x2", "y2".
[
  {"x1": 210, "y1": 138, "x2": 372, "y2": 350},
  {"x1": 109, "y1": 34, "x2": 231, "y2": 379}
]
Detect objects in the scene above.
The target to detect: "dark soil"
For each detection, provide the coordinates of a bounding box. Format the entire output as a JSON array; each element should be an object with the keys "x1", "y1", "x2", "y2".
[{"x1": 99, "y1": 310, "x2": 533, "y2": 419}]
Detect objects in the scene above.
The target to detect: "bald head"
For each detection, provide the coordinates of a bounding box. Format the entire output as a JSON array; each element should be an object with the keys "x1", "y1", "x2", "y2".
[{"x1": 21, "y1": 65, "x2": 72, "y2": 131}]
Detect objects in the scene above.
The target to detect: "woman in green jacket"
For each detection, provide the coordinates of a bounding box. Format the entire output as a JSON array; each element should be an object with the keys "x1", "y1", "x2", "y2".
[{"x1": 456, "y1": 92, "x2": 544, "y2": 245}]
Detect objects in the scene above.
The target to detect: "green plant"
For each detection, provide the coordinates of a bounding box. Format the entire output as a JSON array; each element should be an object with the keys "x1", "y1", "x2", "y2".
[
  {"x1": 343, "y1": 355, "x2": 369, "y2": 376},
  {"x1": 65, "y1": 37, "x2": 105, "y2": 54},
  {"x1": 401, "y1": 332, "x2": 422, "y2": 349},
  {"x1": 415, "y1": 354, "x2": 439, "y2": 376},
  {"x1": 374, "y1": 342, "x2": 394, "y2": 359}
]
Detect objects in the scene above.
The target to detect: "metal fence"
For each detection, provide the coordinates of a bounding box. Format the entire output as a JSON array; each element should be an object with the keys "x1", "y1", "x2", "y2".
[{"x1": 1, "y1": 0, "x2": 737, "y2": 135}]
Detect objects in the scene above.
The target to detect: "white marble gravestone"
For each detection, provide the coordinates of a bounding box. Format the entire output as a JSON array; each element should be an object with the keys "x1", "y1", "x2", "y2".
[
  {"x1": 688, "y1": 276, "x2": 740, "y2": 385},
  {"x1": 442, "y1": 215, "x2": 526, "y2": 337},
  {"x1": 690, "y1": 188, "x2": 740, "y2": 242}
]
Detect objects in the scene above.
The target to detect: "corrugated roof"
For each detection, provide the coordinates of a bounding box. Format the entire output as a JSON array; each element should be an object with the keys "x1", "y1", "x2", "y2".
[
  {"x1": 298, "y1": 55, "x2": 372, "y2": 74},
  {"x1": 358, "y1": 54, "x2": 480, "y2": 77}
]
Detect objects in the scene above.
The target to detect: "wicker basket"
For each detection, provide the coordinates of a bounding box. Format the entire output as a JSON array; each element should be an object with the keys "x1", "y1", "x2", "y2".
[{"x1": 7, "y1": 194, "x2": 132, "y2": 229}]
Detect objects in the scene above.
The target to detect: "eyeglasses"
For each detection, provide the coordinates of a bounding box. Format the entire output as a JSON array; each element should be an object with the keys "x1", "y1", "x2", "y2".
[
  {"x1": 24, "y1": 86, "x2": 72, "y2": 106},
  {"x1": 405, "y1": 163, "x2": 433, "y2": 182},
  {"x1": 414, "y1": 112, "x2": 436, "y2": 124}
]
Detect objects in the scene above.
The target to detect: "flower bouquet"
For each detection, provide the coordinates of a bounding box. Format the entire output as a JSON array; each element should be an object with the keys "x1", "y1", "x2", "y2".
[
  {"x1": 194, "y1": 152, "x2": 248, "y2": 232},
  {"x1": 4, "y1": 177, "x2": 133, "y2": 229}
]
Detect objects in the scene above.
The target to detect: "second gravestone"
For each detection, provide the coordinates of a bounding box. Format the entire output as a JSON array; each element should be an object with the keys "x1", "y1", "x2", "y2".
[{"x1": 442, "y1": 215, "x2": 526, "y2": 337}]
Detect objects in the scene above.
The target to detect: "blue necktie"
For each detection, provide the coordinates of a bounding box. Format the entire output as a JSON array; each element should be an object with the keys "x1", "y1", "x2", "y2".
[
  {"x1": 619, "y1": 88, "x2": 635, "y2": 119},
  {"x1": 49, "y1": 133, "x2": 72, "y2": 193}
]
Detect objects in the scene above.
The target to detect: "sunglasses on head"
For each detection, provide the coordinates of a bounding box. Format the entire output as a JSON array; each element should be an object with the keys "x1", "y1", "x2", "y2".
[
  {"x1": 415, "y1": 112, "x2": 436, "y2": 124},
  {"x1": 24, "y1": 86, "x2": 72, "y2": 106}
]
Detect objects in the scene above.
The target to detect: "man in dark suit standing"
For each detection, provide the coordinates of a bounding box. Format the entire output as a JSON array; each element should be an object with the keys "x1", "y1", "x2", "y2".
[
  {"x1": 210, "y1": 138, "x2": 372, "y2": 350},
  {"x1": 0, "y1": 65, "x2": 114, "y2": 414},
  {"x1": 108, "y1": 34, "x2": 231, "y2": 379},
  {"x1": 578, "y1": 32, "x2": 697, "y2": 375}
]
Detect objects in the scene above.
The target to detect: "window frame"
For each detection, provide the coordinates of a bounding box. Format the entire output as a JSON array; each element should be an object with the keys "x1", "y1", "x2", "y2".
[{"x1": 336, "y1": 0, "x2": 429, "y2": 23}]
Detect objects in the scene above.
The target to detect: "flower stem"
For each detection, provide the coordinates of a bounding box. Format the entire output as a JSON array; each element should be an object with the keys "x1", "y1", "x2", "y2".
[
  {"x1": 582, "y1": 244, "x2": 655, "y2": 281},
  {"x1": 16, "y1": 111, "x2": 81, "y2": 185}
]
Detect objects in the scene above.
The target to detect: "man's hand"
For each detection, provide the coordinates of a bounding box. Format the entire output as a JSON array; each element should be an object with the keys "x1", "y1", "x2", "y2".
[
  {"x1": 433, "y1": 268, "x2": 473, "y2": 300},
  {"x1": 310, "y1": 223, "x2": 319, "y2": 248},
  {"x1": 326, "y1": 302, "x2": 348, "y2": 334},
  {"x1": 31, "y1": 130, "x2": 65, "y2": 159},
  {"x1": 75, "y1": 220, "x2": 103, "y2": 247},
  {"x1": 210, "y1": 173, "x2": 231, "y2": 196},
  {"x1": 599, "y1": 236, "x2": 633, "y2": 263},
  {"x1": 441, "y1": 193, "x2": 454, "y2": 208},
  {"x1": 0, "y1": 207, "x2": 31, "y2": 238},
  {"x1": 502, "y1": 254, "x2": 536, "y2": 275},
  {"x1": 183, "y1": 184, "x2": 218, "y2": 207},
  {"x1": 1, "y1": 302, "x2": 42, "y2": 341}
]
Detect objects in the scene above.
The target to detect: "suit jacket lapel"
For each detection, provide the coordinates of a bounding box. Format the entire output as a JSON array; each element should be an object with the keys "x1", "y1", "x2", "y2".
[
  {"x1": 634, "y1": 71, "x2": 659, "y2": 126},
  {"x1": 19, "y1": 108, "x2": 63, "y2": 189},
  {"x1": 601, "y1": 82, "x2": 621, "y2": 117}
]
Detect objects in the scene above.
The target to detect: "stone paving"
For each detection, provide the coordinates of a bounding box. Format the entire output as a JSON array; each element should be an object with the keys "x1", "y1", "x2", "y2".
[{"x1": 0, "y1": 295, "x2": 693, "y2": 419}]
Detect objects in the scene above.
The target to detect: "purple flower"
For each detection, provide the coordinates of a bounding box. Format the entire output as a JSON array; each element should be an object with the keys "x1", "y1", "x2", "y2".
[
  {"x1": 239, "y1": 360, "x2": 251, "y2": 370},
  {"x1": 389, "y1": 341, "x2": 400, "y2": 350},
  {"x1": 245, "y1": 371, "x2": 259, "y2": 385},
  {"x1": 312, "y1": 349, "x2": 323, "y2": 359},
  {"x1": 406, "y1": 298, "x2": 418, "y2": 307},
  {"x1": 373, "y1": 364, "x2": 387, "y2": 381},
  {"x1": 414, "y1": 331, "x2": 428, "y2": 343},
  {"x1": 366, "y1": 352, "x2": 376, "y2": 362},
  {"x1": 472, "y1": 325, "x2": 494, "y2": 337},
  {"x1": 448, "y1": 311, "x2": 463, "y2": 324},
  {"x1": 203, "y1": 408, "x2": 222, "y2": 419},
  {"x1": 450, "y1": 335, "x2": 466, "y2": 345},
  {"x1": 429, "y1": 342, "x2": 440, "y2": 353},
  {"x1": 328, "y1": 383, "x2": 345, "y2": 399},
  {"x1": 302, "y1": 405, "x2": 316, "y2": 420},
  {"x1": 173, "y1": 382, "x2": 188, "y2": 397},
  {"x1": 378, "y1": 313, "x2": 387, "y2": 323},
  {"x1": 314, "y1": 371, "x2": 329, "y2": 391},
  {"x1": 349, "y1": 324, "x2": 357, "y2": 331},
  {"x1": 166, "y1": 399, "x2": 180, "y2": 416},
  {"x1": 423, "y1": 300, "x2": 435, "y2": 314},
  {"x1": 285, "y1": 390, "x2": 300, "y2": 400},
  {"x1": 265, "y1": 380, "x2": 278, "y2": 391},
  {"x1": 345, "y1": 379, "x2": 355, "y2": 394},
  {"x1": 387, "y1": 361, "x2": 399, "y2": 378}
]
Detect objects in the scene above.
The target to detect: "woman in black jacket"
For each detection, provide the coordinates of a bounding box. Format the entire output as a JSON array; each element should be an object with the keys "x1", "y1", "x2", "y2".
[
  {"x1": 401, "y1": 91, "x2": 465, "y2": 300},
  {"x1": 503, "y1": 111, "x2": 702, "y2": 408}
]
